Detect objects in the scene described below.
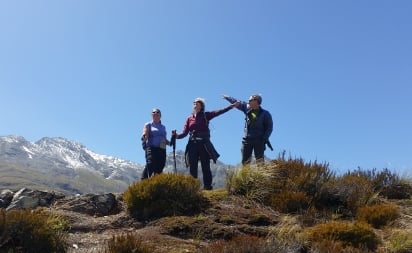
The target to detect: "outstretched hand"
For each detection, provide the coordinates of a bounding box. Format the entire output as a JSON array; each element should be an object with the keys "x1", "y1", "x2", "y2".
[{"x1": 231, "y1": 101, "x2": 240, "y2": 108}]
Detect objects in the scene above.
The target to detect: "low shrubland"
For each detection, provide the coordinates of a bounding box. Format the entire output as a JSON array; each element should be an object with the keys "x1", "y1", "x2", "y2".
[{"x1": 1, "y1": 153, "x2": 411, "y2": 252}]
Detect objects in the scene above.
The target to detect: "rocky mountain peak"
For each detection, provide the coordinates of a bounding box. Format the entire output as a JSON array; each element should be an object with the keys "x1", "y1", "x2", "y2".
[{"x1": 0, "y1": 135, "x2": 230, "y2": 195}]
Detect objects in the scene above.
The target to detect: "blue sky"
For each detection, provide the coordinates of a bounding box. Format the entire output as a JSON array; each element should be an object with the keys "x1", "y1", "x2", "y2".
[{"x1": 1, "y1": 1, "x2": 411, "y2": 175}]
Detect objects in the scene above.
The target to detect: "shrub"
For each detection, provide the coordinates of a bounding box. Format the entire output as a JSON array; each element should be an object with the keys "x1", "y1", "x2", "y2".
[
  {"x1": 123, "y1": 173, "x2": 208, "y2": 221},
  {"x1": 228, "y1": 154, "x2": 339, "y2": 214},
  {"x1": 353, "y1": 168, "x2": 412, "y2": 200},
  {"x1": 268, "y1": 190, "x2": 310, "y2": 213},
  {"x1": 307, "y1": 221, "x2": 380, "y2": 251},
  {"x1": 356, "y1": 203, "x2": 400, "y2": 228},
  {"x1": 334, "y1": 172, "x2": 379, "y2": 215},
  {"x1": 102, "y1": 233, "x2": 152, "y2": 253},
  {"x1": 0, "y1": 209, "x2": 68, "y2": 253},
  {"x1": 270, "y1": 154, "x2": 335, "y2": 208},
  {"x1": 273, "y1": 153, "x2": 333, "y2": 187}
]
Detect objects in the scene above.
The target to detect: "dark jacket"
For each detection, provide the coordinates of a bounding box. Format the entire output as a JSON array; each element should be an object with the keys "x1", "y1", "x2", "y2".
[
  {"x1": 223, "y1": 96, "x2": 273, "y2": 141},
  {"x1": 184, "y1": 139, "x2": 220, "y2": 167},
  {"x1": 177, "y1": 106, "x2": 232, "y2": 166}
]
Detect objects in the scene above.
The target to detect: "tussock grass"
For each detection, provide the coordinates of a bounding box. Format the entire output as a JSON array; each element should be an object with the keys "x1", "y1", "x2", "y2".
[
  {"x1": 102, "y1": 233, "x2": 152, "y2": 253},
  {"x1": 384, "y1": 229, "x2": 412, "y2": 253}
]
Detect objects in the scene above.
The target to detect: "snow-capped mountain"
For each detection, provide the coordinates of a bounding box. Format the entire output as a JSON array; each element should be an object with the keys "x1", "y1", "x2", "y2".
[
  {"x1": 0, "y1": 135, "x2": 232, "y2": 195},
  {"x1": 0, "y1": 135, "x2": 142, "y2": 181},
  {"x1": 0, "y1": 135, "x2": 143, "y2": 194}
]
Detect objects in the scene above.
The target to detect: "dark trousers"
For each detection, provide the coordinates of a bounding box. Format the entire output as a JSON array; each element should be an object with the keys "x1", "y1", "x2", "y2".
[
  {"x1": 187, "y1": 140, "x2": 212, "y2": 189},
  {"x1": 241, "y1": 138, "x2": 266, "y2": 165},
  {"x1": 141, "y1": 146, "x2": 166, "y2": 179}
]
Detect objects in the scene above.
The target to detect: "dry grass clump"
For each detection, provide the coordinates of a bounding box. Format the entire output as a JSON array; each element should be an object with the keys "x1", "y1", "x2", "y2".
[
  {"x1": 0, "y1": 209, "x2": 69, "y2": 253},
  {"x1": 226, "y1": 163, "x2": 277, "y2": 202},
  {"x1": 306, "y1": 220, "x2": 380, "y2": 252},
  {"x1": 102, "y1": 233, "x2": 152, "y2": 253},
  {"x1": 123, "y1": 173, "x2": 209, "y2": 221},
  {"x1": 266, "y1": 215, "x2": 307, "y2": 252},
  {"x1": 356, "y1": 203, "x2": 400, "y2": 228},
  {"x1": 384, "y1": 229, "x2": 412, "y2": 253}
]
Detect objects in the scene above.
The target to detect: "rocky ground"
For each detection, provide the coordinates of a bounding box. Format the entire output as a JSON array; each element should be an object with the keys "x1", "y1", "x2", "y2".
[
  {"x1": 4, "y1": 188, "x2": 412, "y2": 253},
  {"x1": 50, "y1": 190, "x2": 281, "y2": 253}
]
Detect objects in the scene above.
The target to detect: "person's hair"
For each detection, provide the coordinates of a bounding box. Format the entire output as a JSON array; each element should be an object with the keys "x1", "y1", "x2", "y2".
[
  {"x1": 152, "y1": 108, "x2": 161, "y2": 115},
  {"x1": 194, "y1": 98, "x2": 205, "y2": 110},
  {"x1": 249, "y1": 94, "x2": 262, "y2": 104}
]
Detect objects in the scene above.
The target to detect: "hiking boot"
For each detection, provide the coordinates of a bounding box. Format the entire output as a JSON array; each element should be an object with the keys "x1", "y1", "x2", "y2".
[{"x1": 203, "y1": 185, "x2": 213, "y2": 190}]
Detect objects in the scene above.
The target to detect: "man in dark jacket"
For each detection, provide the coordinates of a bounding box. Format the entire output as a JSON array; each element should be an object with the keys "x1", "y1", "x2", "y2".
[{"x1": 223, "y1": 94, "x2": 273, "y2": 165}]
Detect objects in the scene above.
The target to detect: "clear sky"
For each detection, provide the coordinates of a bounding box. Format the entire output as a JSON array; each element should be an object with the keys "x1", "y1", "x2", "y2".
[{"x1": 1, "y1": 1, "x2": 411, "y2": 175}]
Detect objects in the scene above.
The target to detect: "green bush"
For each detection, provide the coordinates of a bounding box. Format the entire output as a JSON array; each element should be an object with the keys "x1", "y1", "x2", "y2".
[
  {"x1": 307, "y1": 221, "x2": 380, "y2": 251},
  {"x1": 102, "y1": 233, "x2": 152, "y2": 253},
  {"x1": 123, "y1": 173, "x2": 208, "y2": 221},
  {"x1": 0, "y1": 209, "x2": 68, "y2": 253},
  {"x1": 356, "y1": 203, "x2": 400, "y2": 228}
]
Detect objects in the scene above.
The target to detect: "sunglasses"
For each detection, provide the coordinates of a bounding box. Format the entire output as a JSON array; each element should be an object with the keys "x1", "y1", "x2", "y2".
[
  {"x1": 249, "y1": 98, "x2": 258, "y2": 102},
  {"x1": 152, "y1": 111, "x2": 160, "y2": 114}
]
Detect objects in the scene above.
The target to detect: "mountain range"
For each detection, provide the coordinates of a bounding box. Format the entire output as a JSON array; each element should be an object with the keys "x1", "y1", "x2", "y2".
[{"x1": 0, "y1": 135, "x2": 233, "y2": 195}]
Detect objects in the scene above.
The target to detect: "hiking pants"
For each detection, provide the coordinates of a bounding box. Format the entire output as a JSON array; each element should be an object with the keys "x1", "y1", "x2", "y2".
[
  {"x1": 141, "y1": 146, "x2": 166, "y2": 179},
  {"x1": 187, "y1": 140, "x2": 212, "y2": 189},
  {"x1": 241, "y1": 138, "x2": 265, "y2": 165}
]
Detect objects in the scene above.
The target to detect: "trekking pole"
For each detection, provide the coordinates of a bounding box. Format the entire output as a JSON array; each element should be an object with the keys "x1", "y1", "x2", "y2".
[{"x1": 171, "y1": 130, "x2": 177, "y2": 174}]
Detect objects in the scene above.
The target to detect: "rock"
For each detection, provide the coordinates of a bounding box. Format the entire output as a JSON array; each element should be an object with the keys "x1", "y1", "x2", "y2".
[
  {"x1": 55, "y1": 193, "x2": 119, "y2": 216},
  {"x1": 6, "y1": 188, "x2": 65, "y2": 211},
  {"x1": 0, "y1": 189, "x2": 14, "y2": 208},
  {"x1": 1, "y1": 188, "x2": 118, "y2": 217}
]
